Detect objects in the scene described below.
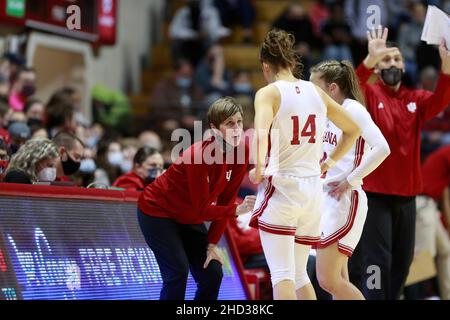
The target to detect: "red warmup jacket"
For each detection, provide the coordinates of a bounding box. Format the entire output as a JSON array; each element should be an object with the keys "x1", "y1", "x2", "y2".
[
  {"x1": 138, "y1": 137, "x2": 250, "y2": 244},
  {"x1": 422, "y1": 145, "x2": 450, "y2": 201},
  {"x1": 356, "y1": 63, "x2": 450, "y2": 196},
  {"x1": 113, "y1": 171, "x2": 145, "y2": 191}
]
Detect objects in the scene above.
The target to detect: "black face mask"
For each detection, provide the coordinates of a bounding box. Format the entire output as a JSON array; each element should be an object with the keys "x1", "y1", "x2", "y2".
[
  {"x1": 10, "y1": 144, "x2": 20, "y2": 154},
  {"x1": 380, "y1": 67, "x2": 403, "y2": 87},
  {"x1": 27, "y1": 118, "x2": 43, "y2": 128},
  {"x1": 21, "y1": 84, "x2": 36, "y2": 97},
  {"x1": 62, "y1": 152, "x2": 81, "y2": 176},
  {"x1": 144, "y1": 167, "x2": 161, "y2": 186}
]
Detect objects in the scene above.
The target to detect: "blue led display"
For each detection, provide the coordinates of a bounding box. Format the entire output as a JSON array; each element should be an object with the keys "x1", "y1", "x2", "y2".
[{"x1": 0, "y1": 195, "x2": 248, "y2": 300}]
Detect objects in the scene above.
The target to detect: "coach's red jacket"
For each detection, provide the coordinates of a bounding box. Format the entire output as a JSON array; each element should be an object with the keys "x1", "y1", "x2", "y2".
[
  {"x1": 356, "y1": 63, "x2": 450, "y2": 196},
  {"x1": 138, "y1": 137, "x2": 249, "y2": 244}
]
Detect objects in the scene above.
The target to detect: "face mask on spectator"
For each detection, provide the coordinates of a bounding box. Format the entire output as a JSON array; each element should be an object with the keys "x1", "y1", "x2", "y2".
[
  {"x1": 27, "y1": 118, "x2": 43, "y2": 128},
  {"x1": 9, "y1": 144, "x2": 20, "y2": 154},
  {"x1": 233, "y1": 83, "x2": 252, "y2": 94},
  {"x1": 144, "y1": 167, "x2": 162, "y2": 186},
  {"x1": 86, "y1": 134, "x2": 100, "y2": 149},
  {"x1": 37, "y1": 167, "x2": 57, "y2": 182},
  {"x1": 62, "y1": 152, "x2": 81, "y2": 176},
  {"x1": 120, "y1": 160, "x2": 133, "y2": 173},
  {"x1": 107, "y1": 151, "x2": 124, "y2": 167},
  {"x1": 380, "y1": 67, "x2": 403, "y2": 86},
  {"x1": 79, "y1": 158, "x2": 97, "y2": 173},
  {"x1": 176, "y1": 77, "x2": 192, "y2": 88},
  {"x1": 21, "y1": 84, "x2": 36, "y2": 97}
]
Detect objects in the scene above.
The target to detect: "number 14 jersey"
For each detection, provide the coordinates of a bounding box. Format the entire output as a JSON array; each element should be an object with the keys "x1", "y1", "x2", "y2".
[{"x1": 264, "y1": 80, "x2": 327, "y2": 178}]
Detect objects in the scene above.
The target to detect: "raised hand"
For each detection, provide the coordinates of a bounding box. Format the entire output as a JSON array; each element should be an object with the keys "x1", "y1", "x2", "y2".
[
  {"x1": 364, "y1": 26, "x2": 399, "y2": 69},
  {"x1": 439, "y1": 39, "x2": 450, "y2": 75}
]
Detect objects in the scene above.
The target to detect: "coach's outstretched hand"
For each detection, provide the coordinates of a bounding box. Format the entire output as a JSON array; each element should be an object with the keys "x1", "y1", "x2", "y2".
[
  {"x1": 364, "y1": 26, "x2": 399, "y2": 69},
  {"x1": 439, "y1": 39, "x2": 450, "y2": 75},
  {"x1": 236, "y1": 195, "x2": 257, "y2": 216},
  {"x1": 203, "y1": 244, "x2": 224, "y2": 269}
]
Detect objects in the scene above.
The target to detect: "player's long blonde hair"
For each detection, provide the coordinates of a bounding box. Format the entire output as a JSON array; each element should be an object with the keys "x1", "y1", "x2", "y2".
[
  {"x1": 6, "y1": 138, "x2": 59, "y2": 182},
  {"x1": 310, "y1": 60, "x2": 366, "y2": 107}
]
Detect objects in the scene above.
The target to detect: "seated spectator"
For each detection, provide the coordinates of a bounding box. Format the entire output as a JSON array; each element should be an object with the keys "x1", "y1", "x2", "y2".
[
  {"x1": 45, "y1": 90, "x2": 77, "y2": 138},
  {"x1": 0, "y1": 101, "x2": 11, "y2": 144},
  {"x1": 231, "y1": 70, "x2": 255, "y2": 100},
  {"x1": 169, "y1": 0, "x2": 230, "y2": 67},
  {"x1": 8, "y1": 67, "x2": 37, "y2": 112},
  {"x1": 52, "y1": 131, "x2": 85, "y2": 181},
  {"x1": 120, "y1": 138, "x2": 140, "y2": 174},
  {"x1": 138, "y1": 130, "x2": 163, "y2": 152},
  {"x1": 272, "y1": 2, "x2": 317, "y2": 49},
  {"x1": 150, "y1": 59, "x2": 204, "y2": 129},
  {"x1": 214, "y1": 0, "x2": 255, "y2": 43},
  {"x1": 195, "y1": 45, "x2": 231, "y2": 110},
  {"x1": 93, "y1": 139, "x2": 124, "y2": 187},
  {"x1": 0, "y1": 72, "x2": 9, "y2": 102},
  {"x1": 112, "y1": 146, "x2": 164, "y2": 191},
  {"x1": 0, "y1": 139, "x2": 9, "y2": 181},
  {"x1": 24, "y1": 98, "x2": 45, "y2": 132},
  {"x1": 3, "y1": 138, "x2": 59, "y2": 184},
  {"x1": 321, "y1": 2, "x2": 353, "y2": 63},
  {"x1": 8, "y1": 121, "x2": 30, "y2": 154}
]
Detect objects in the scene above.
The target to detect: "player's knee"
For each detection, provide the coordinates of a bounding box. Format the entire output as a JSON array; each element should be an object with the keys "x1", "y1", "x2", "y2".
[
  {"x1": 317, "y1": 271, "x2": 340, "y2": 293},
  {"x1": 202, "y1": 260, "x2": 223, "y2": 287},
  {"x1": 271, "y1": 269, "x2": 295, "y2": 287},
  {"x1": 295, "y1": 272, "x2": 311, "y2": 290}
]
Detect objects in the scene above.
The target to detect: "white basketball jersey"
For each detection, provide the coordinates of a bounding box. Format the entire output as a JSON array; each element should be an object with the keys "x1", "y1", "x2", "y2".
[
  {"x1": 323, "y1": 98, "x2": 369, "y2": 185},
  {"x1": 264, "y1": 80, "x2": 327, "y2": 178}
]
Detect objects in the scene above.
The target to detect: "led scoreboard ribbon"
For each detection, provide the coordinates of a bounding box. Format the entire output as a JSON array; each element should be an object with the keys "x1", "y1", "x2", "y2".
[{"x1": 0, "y1": 184, "x2": 249, "y2": 300}]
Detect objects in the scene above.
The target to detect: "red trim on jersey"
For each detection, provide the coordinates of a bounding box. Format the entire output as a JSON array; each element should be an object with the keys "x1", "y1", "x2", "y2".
[
  {"x1": 338, "y1": 243, "x2": 354, "y2": 257},
  {"x1": 295, "y1": 235, "x2": 321, "y2": 245},
  {"x1": 352, "y1": 137, "x2": 365, "y2": 170},
  {"x1": 264, "y1": 125, "x2": 272, "y2": 169},
  {"x1": 249, "y1": 176, "x2": 274, "y2": 229},
  {"x1": 258, "y1": 221, "x2": 297, "y2": 236},
  {"x1": 320, "y1": 190, "x2": 359, "y2": 246}
]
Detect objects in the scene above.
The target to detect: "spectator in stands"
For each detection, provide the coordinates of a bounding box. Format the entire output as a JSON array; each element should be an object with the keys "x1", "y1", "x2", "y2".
[
  {"x1": 120, "y1": 138, "x2": 140, "y2": 174},
  {"x1": 195, "y1": 45, "x2": 231, "y2": 111},
  {"x1": 3, "y1": 138, "x2": 59, "y2": 184},
  {"x1": 1, "y1": 53, "x2": 25, "y2": 83},
  {"x1": 415, "y1": 145, "x2": 450, "y2": 300},
  {"x1": 0, "y1": 101, "x2": 11, "y2": 145},
  {"x1": 0, "y1": 72, "x2": 9, "y2": 102},
  {"x1": 45, "y1": 90, "x2": 77, "y2": 138},
  {"x1": 8, "y1": 67, "x2": 36, "y2": 112},
  {"x1": 230, "y1": 70, "x2": 255, "y2": 100},
  {"x1": 93, "y1": 139, "x2": 123, "y2": 187},
  {"x1": 214, "y1": 0, "x2": 255, "y2": 43},
  {"x1": 138, "y1": 131, "x2": 163, "y2": 152},
  {"x1": 169, "y1": 0, "x2": 230, "y2": 66},
  {"x1": 24, "y1": 98, "x2": 45, "y2": 132},
  {"x1": 308, "y1": 0, "x2": 330, "y2": 40},
  {"x1": 272, "y1": 2, "x2": 317, "y2": 49},
  {"x1": 0, "y1": 139, "x2": 9, "y2": 181},
  {"x1": 112, "y1": 146, "x2": 164, "y2": 191},
  {"x1": 321, "y1": 2, "x2": 354, "y2": 63},
  {"x1": 397, "y1": 2, "x2": 427, "y2": 85},
  {"x1": 150, "y1": 59, "x2": 204, "y2": 130},
  {"x1": 8, "y1": 121, "x2": 30, "y2": 155},
  {"x1": 52, "y1": 132, "x2": 85, "y2": 181}
]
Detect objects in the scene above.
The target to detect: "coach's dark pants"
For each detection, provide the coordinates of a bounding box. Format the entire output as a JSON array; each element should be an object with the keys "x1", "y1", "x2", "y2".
[
  {"x1": 137, "y1": 209, "x2": 223, "y2": 300},
  {"x1": 349, "y1": 192, "x2": 416, "y2": 300}
]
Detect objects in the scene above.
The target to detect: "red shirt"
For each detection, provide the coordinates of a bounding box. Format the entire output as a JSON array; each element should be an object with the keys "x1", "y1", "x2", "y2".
[
  {"x1": 113, "y1": 171, "x2": 145, "y2": 191},
  {"x1": 356, "y1": 63, "x2": 450, "y2": 196},
  {"x1": 422, "y1": 145, "x2": 450, "y2": 201},
  {"x1": 138, "y1": 138, "x2": 249, "y2": 244}
]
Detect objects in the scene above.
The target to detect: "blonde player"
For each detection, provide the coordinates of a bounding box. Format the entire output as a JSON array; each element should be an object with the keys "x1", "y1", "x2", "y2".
[
  {"x1": 248, "y1": 29, "x2": 361, "y2": 300},
  {"x1": 310, "y1": 60, "x2": 390, "y2": 300}
]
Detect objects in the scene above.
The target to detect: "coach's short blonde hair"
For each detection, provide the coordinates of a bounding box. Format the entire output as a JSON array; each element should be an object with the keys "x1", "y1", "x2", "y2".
[{"x1": 207, "y1": 97, "x2": 244, "y2": 128}]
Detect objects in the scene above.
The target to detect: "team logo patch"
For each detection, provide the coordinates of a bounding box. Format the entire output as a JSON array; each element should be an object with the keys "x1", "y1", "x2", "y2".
[
  {"x1": 407, "y1": 102, "x2": 417, "y2": 113},
  {"x1": 377, "y1": 102, "x2": 384, "y2": 109}
]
